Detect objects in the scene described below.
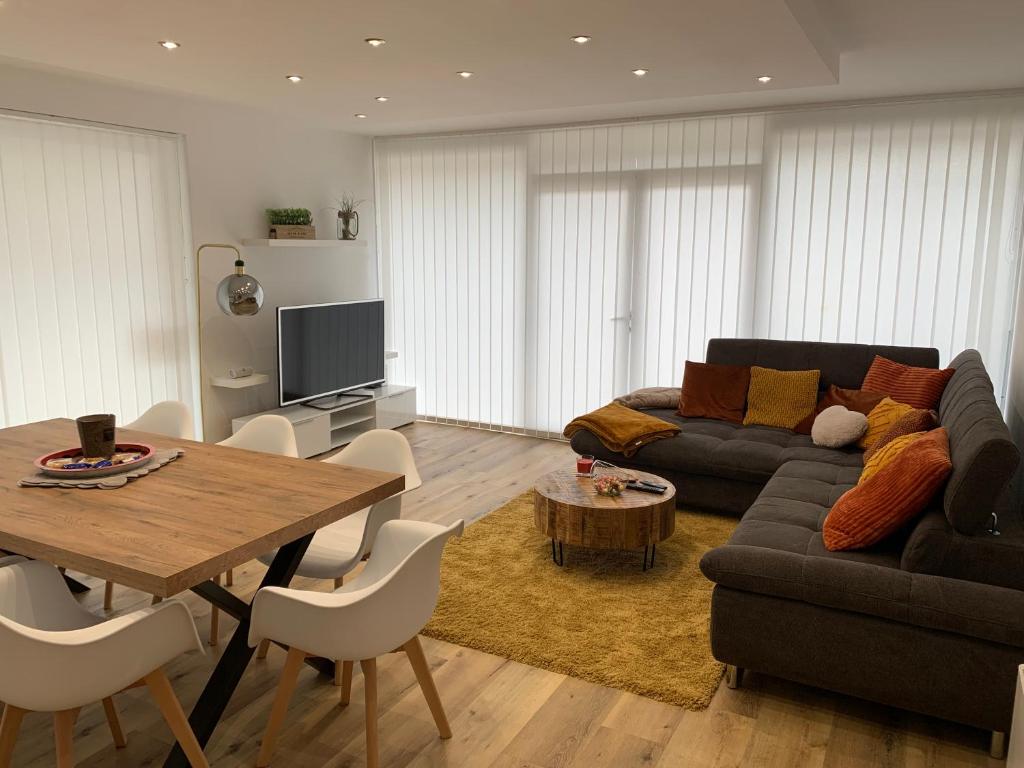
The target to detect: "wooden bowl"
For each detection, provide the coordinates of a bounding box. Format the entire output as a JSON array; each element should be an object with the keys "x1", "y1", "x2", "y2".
[{"x1": 34, "y1": 443, "x2": 155, "y2": 479}]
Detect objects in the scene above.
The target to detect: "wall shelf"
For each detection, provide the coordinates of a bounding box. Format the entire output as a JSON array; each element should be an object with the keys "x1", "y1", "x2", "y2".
[
  {"x1": 241, "y1": 238, "x2": 367, "y2": 248},
  {"x1": 211, "y1": 373, "x2": 270, "y2": 389}
]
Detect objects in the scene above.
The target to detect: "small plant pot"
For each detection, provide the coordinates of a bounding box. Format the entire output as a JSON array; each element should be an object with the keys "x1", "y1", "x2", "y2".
[{"x1": 338, "y1": 211, "x2": 360, "y2": 240}]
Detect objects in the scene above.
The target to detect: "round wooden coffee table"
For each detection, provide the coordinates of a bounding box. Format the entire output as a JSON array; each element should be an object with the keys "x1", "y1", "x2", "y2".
[{"x1": 533, "y1": 468, "x2": 676, "y2": 570}]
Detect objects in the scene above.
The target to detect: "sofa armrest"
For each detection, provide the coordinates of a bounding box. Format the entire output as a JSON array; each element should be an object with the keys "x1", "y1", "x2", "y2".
[{"x1": 700, "y1": 544, "x2": 1024, "y2": 647}]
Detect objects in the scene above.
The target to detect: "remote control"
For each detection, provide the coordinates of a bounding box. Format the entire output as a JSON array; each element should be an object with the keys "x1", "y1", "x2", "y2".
[{"x1": 627, "y1": 480, "x2": 666, "y2": 494}]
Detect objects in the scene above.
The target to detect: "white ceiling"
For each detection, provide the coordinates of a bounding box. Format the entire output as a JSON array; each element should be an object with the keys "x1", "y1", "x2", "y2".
[{"x1": 0, "y1": 0, "x2": 1022, "y2": 135}]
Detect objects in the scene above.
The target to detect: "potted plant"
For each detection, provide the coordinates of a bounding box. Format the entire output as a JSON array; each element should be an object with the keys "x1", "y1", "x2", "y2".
[
  {"x1": 335, "y1": 195, "x2": 363, "y2": 240},
  {"x1": 266, "y1": 208, "x2": 315, "y2": 239}
]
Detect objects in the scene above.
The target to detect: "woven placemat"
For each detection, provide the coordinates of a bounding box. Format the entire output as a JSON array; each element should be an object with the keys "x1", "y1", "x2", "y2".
[{"x1": 18, "y1": 448, "x2": 185, "y2": 490}]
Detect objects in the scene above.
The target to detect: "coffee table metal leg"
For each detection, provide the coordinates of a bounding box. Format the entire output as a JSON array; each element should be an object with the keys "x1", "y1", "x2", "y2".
[
  {"x1": 551, "y1": 539, "x2": 564, "y2": 566},
  {"x1": 642, "y1": 544, "x2": 656, "y2": 571}
]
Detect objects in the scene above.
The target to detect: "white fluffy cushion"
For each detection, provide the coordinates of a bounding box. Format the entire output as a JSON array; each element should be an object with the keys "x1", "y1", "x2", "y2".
[{"x1": 811, "y1": 405, "x2": 868, "y2": 448}]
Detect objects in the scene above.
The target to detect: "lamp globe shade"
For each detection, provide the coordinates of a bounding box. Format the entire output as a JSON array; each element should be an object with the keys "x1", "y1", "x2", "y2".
[{"x1": 216, "y1": 260, "x2": 264, "y2": 316}]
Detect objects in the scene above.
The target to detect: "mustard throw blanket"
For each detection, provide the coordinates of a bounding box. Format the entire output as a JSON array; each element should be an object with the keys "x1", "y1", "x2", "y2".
[{"x1": 563, "y1": 402, "x2": 681, "y2": 457}]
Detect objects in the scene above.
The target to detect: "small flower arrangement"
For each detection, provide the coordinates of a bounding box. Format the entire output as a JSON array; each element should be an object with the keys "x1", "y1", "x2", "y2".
[{"x1": 593, "y1": 474, "x2": 627, "y2": 497}]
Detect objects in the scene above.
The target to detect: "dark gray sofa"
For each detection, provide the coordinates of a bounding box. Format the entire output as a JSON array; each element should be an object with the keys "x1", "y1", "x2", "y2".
[{"x1": 568, "y1": 339, "x2": 1022, "y2": 754}]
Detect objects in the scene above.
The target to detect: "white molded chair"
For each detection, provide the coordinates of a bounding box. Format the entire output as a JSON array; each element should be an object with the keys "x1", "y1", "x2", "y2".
[
  {"x1": 124, "y1": 400, "x2": 194, "y2": 441},
  {"x1": 101, "y1": 401, "x2": 195, "y2": 611},
  {"x1": 249, "y1": 519, "x2": 463, "y2": 768},
  {"x1": 254, "y1": 430, "x2": 422, "y2": 664},
  {"x1": 217, "y1": 415, "x2": 298, "y2": 457},
  {"x1": 207, "y1": 415, "x2": 299, "y2": 645},
  {"x1": 0, "y1": 560, "x2": 207, "y2": 768}
]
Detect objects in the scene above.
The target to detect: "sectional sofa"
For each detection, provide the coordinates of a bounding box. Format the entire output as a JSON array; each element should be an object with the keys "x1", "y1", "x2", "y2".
[{"x1": 568, "y1": 338, "x2": 1022, "y2": 756}]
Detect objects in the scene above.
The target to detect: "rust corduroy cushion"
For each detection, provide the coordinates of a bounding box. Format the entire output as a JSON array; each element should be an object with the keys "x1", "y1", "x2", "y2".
[
  {"x1": 858, "y1": 397, "x2": 914, "y2": 449},
  {"x1": 742, "y1": 366, "x2": 820, "y2": 430},
  {"x1": 863, "y1": 408, "x2": 939, "y2": 462},
  {"x1": 824, "y1": 428, "x2": 952, "y2": 551},
  {"x1": 794, "y1": 385, "x2": 887, "y2": 434},
  {"x1": 861, "y1": 355, "x2": 955, "y2": 410},
  {"x1": 859, "y1": 431, "x2": 926, "y2": 484},
  {"x1": 678, "y1": 361, "x2": 751, "y2": 423}
]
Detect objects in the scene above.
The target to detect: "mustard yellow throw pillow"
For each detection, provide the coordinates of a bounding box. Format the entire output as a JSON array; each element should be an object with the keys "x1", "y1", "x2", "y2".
[
  {"x1": 743, "y1": 366, "x2": 820, "y2": 429},
  {"x1": 859, "y1": 431, "x2": 926, "y2": 484},
  {"x1": 858, "y1": 397, "x2": 914, "y2": 449}
]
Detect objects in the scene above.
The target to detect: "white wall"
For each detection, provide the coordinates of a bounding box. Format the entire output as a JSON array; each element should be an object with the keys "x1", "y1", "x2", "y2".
[{"x1": 0, "y1": 60, "x2": 377, "y2": 440}]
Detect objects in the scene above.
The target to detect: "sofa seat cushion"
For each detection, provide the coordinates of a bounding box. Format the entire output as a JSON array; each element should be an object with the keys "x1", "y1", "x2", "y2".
[
  {"x1": 725, "y1": 461, "x2": 900, "y2": 566},
  {"x1": 567, "y1": 409, "x2": 863, "y2": 484}
]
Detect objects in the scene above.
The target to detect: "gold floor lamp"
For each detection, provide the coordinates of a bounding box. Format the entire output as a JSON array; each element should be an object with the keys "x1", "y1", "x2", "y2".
[{"x1": 194, "y1": 243, "x2": 264, "y2": 635}]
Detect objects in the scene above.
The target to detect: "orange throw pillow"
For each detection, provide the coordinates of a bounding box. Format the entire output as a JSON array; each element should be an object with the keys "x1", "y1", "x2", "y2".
[
  {"x1": 743, "y1": 367, "x2": 820, "y2": 430},
  {"x1": 861, "y1": 355, "x2": 954, "y2": 410},
  {"x1": 858, "y1": 397, "x2": 914, "y2": 449},
  {"x1": 824, "y1": 428, "x2": 952, "y2": 551},
  {"x1": 678, "y1": 361, "x2": 750, "y2": 423},
  {"x1": 794, "y1": 385, "x2": 887, "y2": 435}
]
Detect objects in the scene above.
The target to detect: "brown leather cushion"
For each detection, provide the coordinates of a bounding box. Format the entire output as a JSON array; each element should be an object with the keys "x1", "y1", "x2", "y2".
[
  {"x1": 824, "y1": 428, "x2": 952, "y2": 551},
  {"x1": 678, "y1": 361, "x2": 750, "y2": 423},
  {"x1": 862, "y1": 355, "x2": 955, "y2": 410},
  {"x1": 863, "y1": 408, "x2": 938, "y2": 462},
  {"x1": 794, "y1": 384, "x2": 887, "y2": 434}
]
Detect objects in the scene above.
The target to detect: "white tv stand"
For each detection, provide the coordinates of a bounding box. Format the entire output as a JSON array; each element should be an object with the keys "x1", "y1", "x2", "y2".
[{"x1": 231, "y1": 384, "x2": 416, "y2": 458}]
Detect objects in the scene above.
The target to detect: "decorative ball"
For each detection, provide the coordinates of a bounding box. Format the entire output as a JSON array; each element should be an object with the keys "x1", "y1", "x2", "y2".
[{"x1": 216, "y1": 272, "x2": 264, "y2": 316}]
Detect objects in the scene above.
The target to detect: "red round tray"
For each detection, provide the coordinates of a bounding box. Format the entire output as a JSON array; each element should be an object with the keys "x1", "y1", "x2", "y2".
[{"x1": 35, "y1": 443, "x2": 155, "y2": 479}]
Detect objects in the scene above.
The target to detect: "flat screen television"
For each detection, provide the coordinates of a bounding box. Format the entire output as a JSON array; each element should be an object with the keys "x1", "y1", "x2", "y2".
[{"x1": 277, "y1": 299, "x2": 385, "y2": 407}]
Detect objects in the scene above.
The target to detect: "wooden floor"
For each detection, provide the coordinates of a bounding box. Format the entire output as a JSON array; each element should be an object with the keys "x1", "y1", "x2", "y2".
[{"x1": 15, "y1": 422, "x2": 1004, "y2": 768}]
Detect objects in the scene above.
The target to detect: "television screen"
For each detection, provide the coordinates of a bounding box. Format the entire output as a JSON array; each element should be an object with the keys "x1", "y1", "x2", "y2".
[{"x1": 277, "y1": 299, "x2": 385, "y2": 406}]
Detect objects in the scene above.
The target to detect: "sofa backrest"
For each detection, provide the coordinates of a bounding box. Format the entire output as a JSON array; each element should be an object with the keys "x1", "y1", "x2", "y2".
[
  {"x1": 705, "y1": 338, "x2": 939, "y2": 391},
  {"x1": 937, "y1": 349, "x2": 1020, "y2": 535}
]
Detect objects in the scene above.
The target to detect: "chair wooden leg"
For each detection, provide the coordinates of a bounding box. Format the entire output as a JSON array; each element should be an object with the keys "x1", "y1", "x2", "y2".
[
  {"x1": 361, "y1": 659, "x2": 379, "y2": 768},
  {"x1": 53, "y1": 708, "x2": 79, "y2": 768},
  {"x1": 334, "y1": 575, "x2": 344, "y2": 590},
  {"x1": 0, "y1": 705, "x2": 26, "y2": 768},
  {"x1": 144, "y1": 670, "x2": 210, "y2": 768},
  {"x1": 256, "y1": 639, "x2": 271, "y2": 660},
  {"x1": 102, "y1": 697, "x2": 127, "y2": 748},
  {"x1": 209, "y1": 574, "x2": 221, "y2": 647},
  {"x1": 225, "y1": 568, "x2": 233, "y2": 587},
  {"x1": 103, "y1": 581, "x2": 114, "y2": 611},
  {"x1": 338, "y1": 661, "x2": 353, "y2": 705},
  {"x1": 257, "y1": 647, "x2": 307, "y2": 768},
  {"x1": 403, "y1": 636, "x2": 452, "y2": 739}
]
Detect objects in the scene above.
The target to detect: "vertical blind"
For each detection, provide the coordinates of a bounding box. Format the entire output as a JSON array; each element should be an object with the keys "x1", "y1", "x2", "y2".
[
  {"x1": 376, "y1": 96, "x2": 1024, "y2": 435},
  {"x1": 0, "y1": 113, "x2": 196, "y2": 429}
]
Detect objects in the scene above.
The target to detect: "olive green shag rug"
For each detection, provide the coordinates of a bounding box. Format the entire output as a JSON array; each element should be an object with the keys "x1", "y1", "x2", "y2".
[{"x1": 422, "y1": 491, "x2": 737, "y2": 710}]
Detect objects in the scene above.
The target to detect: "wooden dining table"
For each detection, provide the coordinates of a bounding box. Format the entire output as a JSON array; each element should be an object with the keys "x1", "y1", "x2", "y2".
[{"x1": 0, "y1": 418, "x2": 405, "y2": 767}]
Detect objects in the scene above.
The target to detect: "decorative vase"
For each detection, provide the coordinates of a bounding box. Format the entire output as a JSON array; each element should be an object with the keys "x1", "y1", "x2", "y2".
[{"x1": 338, "y1": 211, "x2": 359, "y2": 240}]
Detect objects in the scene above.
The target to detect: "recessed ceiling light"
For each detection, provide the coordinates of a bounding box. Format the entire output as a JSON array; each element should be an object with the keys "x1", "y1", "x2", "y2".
[
  {"x1": 456, "y1": 71, "x2": 474, "y2": 79},
  {"x1": 158, "y1": 40, "x2": 180, "y2": 50},
  {"x1": 364, "y1": 38, "x2": 386, "y2": 47},
  {"x1": 375, "y1": 96, "x2": 389, "y2": 102},
  {"x1": 632, "y1": 68, "x2": 648, "y2": 77},
  {"x1": 286, "y1": 74, "x2": 303, "y2": 82},
  {"x1": 571, "y1": 35, "x2": 591, "y2": 44},
  {"x1": 355, "y1": 113, "x2": 367, "y2": 119},
  {"x1": 757, "y1": 75, "x2": 773, "y2": 83}
]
